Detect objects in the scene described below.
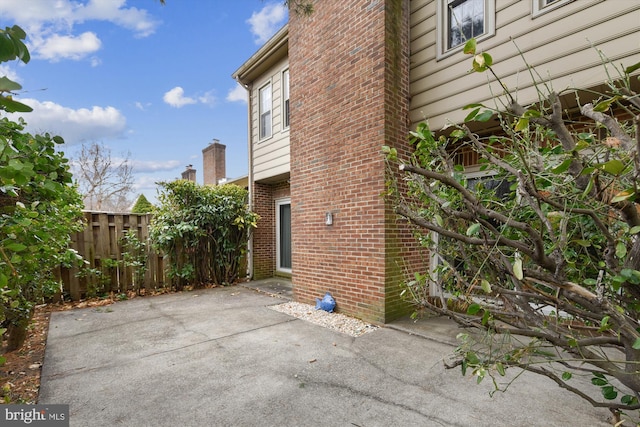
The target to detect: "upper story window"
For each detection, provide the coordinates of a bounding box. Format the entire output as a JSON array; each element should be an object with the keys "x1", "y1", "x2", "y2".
[
  {"x1": 532, "y1": 0, "x2": 574, "y2": 17},
  {"x1": 259, "y1": 83, "x2": 272, "y2": 140},
  {"x1": 282, "y1": 69, "x2": 290, "y2": 130},
  {"x1": 437, "y1": 0, "x2": 495, "y2": 59}
]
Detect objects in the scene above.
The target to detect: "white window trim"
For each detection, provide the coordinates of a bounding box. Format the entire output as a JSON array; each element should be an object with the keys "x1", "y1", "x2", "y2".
[
  {"x1": 532, "y1": 0, "x2": 574, "y2": 18},
  {"x1": 436, "y1": 0, "x2": 496, "y2": 61},
  {"x1": 276, "y1": 197, "x2": 292, "y2": 274},
  {"x1": 258, "y1": 81, "x2": 273, "y2": 141},
  {"x1": 281, "y1": 68, "x2": 290, "y2": 132}
]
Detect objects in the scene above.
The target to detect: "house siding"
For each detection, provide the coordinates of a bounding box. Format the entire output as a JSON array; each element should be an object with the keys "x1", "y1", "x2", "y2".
[
  {"x1": 250, "y1": 56, "x2": 291, "y2": 182},
  {"x1": 409, "y1": 0, "x2": 640, "y2": 130},
  {"x1": 240, "y1": 51, "x2": 292, "y2": 281},
  {"x1": 289, "y1": 0, "x2": 422, "y2": 323}
]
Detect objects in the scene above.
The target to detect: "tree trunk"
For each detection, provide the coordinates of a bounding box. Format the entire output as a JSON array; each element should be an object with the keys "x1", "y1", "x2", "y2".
[{"x1": 5, "y1": 314, "x2": 32, "y2": 352}]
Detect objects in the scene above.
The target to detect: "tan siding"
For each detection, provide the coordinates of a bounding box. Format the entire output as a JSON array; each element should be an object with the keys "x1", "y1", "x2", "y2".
[
  {"x1": 272, "y1": 74, "x2": 282, "y2": 132},
  {"x1": 250, "y1": 57, "x2": 290, "y2": 181},
  {"x1": 410, "y1": 0, "x2": 640, "y2": 129},
  {"x1": 253, "y1": 142, "x2": 290, "y2": 181},
  {"x1": 254, "y1": 162, "x2": 290, "y2": 182}
]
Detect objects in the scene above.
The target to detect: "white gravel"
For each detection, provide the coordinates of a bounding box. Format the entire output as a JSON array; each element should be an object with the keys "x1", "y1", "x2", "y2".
[{"x1": 269, "y1": 301, "x2": 378, "y2": 337}]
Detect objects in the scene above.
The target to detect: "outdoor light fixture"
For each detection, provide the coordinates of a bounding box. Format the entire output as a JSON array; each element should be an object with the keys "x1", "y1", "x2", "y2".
[{"x1": 325, "y1": 212, "x2": 333, "y2": 226}]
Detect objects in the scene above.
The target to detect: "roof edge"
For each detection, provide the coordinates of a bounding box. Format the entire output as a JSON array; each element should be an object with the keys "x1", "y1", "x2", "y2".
[{"x1": 232, "y1": 24, "x2": 289, "y2": 85}]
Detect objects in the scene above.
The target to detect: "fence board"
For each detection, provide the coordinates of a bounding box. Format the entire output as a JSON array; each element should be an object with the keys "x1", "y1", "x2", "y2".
[{"x1": 60, "y1": 211, "x2": 165, "y2": 300}]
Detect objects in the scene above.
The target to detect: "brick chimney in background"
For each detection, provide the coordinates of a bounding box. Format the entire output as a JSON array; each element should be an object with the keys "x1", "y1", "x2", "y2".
[
  {"x1": 181, "y1": 164, "x2": 196, "y2": 182},
  {"x1": 202, "y1": 139, "x2": 226, "y2": 185}
]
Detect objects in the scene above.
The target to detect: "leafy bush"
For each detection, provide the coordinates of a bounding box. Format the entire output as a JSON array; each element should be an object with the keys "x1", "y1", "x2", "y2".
[
  {"x1": 149, "y1": 180, "x2": 258, "y2": 290},
  {"x1": 121, "y1": 228, "x2": 148, "y2": 295},
  {"x1": 386, "y1": 39, "x2": 640, "y2": 422},
  {"x1": 0, "y1": 25, "x2": 85, "y2": 354}
]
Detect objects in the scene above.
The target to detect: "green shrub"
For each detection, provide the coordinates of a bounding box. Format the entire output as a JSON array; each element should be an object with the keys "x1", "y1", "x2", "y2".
[
  {"x1": 0, "y1": 120, "x2": 84, "y2": 350},
  {"x1": 149, "y1": 180, "x2": 258, "y2": 290},
  {"x1": 386, "y1": 39, "x2": 640, "y2": 421},
  {"x1": 0, "y1": 25, "x2": 85, "y2": 354}
]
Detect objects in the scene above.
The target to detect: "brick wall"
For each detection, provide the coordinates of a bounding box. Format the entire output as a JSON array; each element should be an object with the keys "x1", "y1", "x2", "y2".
[
  {"x1": 251, "y1": 179, "x2": 290, "y2": 279},
  {"x1": 382, "y1": 0, "x2": 425, "y2": 320},
  {"x1": 181, "y1": 165, "x2": 196, "y2": 182},
  {"x1": 289, "y1": 0, "x2": 422, "y2": 323},
  {"x1": 202, "y1": 141, "x2": 226, "y2": 185}
]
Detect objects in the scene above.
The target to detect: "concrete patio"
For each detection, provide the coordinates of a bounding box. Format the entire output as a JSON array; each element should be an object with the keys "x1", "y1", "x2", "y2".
[{"x1": 39, "y1": 281, "x2": 614, "y2": 426}]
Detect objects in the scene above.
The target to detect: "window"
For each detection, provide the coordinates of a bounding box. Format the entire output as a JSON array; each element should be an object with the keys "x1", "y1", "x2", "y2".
[
  {"x1": 259, "y1": 83, "x2": 272, "y2": 139},
  {"x1": 448, "y1": 0, "x2": 484, "y2": 49},
  {"x1": 532, "y1": 0, "x2": 574, "y2": 17},
  {"x1": 437, "y1": 0, "x2": 495, "y2": 59},
  {"x1": 282, "y1": 69, "x2": 290, "y2": 130}
]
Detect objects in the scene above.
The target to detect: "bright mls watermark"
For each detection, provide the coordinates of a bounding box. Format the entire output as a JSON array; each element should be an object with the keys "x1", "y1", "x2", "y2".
[{"x1": 2, "y1": 405, "x2": 68, "y2": 426}]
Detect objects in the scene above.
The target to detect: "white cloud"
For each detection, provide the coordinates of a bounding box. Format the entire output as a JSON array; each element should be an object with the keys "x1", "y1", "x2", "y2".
[
  {"x1": 227, "y1": 83, "x2": 248, "y2": 103},
  {"x1": 132, "y1": 174, "x2": 159, "y2": 189},
  {"x1": 163, "y1": 87, "x2": 196, "y2": 108},
  {"x1": 130, "y1": 159, "x2": 181, "y2": 173},
  {"x1": 134, "y1": 101, "x2": 151, "y2": 111},
  {"x1": 247, "y1": 2, "x2": 287, "y2": 44},
  {"x1": 163, "y1": 86, "x2": 216, "y2": 108},
  {"x1": 131, "y1": 174, "x2": 175, "y2": 203},
  {"x1": 74, "y1": 0, "x2": 160, "y2": 38},
  {"x1": 8, "y1": 98, "x2": 127, "y2": 145},
  {"x1": 197, "y1": 91, "x2": 216, "y2": 106},
  {"x1": 0, "y1": 0, "x2": 160, "y2": 62},
  {"x1": 0, "y1": 0, "x2": 160, "y2": 37},
  {"x1": 0, "y1": 0, "x2": 75, "y2": 25},
  {"x1": 0, "y1": 64, "x2": 21, "y2": 84},
  {"x1": 35, "y1": 32, "x2": 101, "y2": 61}
]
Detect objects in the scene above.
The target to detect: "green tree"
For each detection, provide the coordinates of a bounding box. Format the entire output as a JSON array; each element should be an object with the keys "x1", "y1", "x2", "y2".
[
  {"x1": 0, "y1": 26, "x2": 84, "y2": 354},
  {"x1": 386, "y1": 40, "x2": 640, "y2": 423},
  {"x1": 149, "y1": 180, "x2": 258, "y2": 290},
  {"x1": 131, "y1": 194, "x2": 154, "y2": 214}
]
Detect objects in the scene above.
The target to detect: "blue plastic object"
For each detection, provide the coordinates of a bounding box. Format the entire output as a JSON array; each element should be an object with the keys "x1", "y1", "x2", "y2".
[{"x1": 315, "y1": 292, "x2": 336, "y2": 313}]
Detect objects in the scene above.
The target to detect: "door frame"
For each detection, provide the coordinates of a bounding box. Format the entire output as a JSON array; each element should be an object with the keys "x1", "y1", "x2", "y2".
[{"x1": 275, "y1": 197, "x2": 292, "y2": 274}]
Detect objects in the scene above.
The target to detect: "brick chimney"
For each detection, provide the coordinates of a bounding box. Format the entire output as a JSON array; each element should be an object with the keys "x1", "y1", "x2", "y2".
[
  {"x1": 202, "y1": 139, "x2": 226, "y2": 185},
  {"x1": 181, "y1": 164, "x2": 196, "y2": 182}
]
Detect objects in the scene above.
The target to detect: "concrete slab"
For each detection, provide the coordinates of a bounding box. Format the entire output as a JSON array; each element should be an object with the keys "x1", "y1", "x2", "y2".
[
  {"x1": 40, "y1": 286, "x2": 613, "y2": 427},
  {"x1": 240, "y1": 277, "x2": 293, "y2": 300}
]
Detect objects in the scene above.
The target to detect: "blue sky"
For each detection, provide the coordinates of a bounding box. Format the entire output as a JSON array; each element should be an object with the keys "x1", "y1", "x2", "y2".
[{"x1": 0, "y1": 0, "x2": 288, "y2": 203}]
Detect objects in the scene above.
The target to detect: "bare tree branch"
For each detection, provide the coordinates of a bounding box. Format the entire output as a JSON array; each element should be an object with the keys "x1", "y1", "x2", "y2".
[{"x1": 72, "y1": 142, "x2": 134, "y2": 211}]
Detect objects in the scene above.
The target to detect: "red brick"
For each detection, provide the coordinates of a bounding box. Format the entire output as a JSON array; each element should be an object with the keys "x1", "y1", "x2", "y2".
[{"x1": 288, "y1": 0, "x2": 425, "y2": 323}]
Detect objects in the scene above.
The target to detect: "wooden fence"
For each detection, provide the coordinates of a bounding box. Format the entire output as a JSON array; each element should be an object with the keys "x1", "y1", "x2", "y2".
[{"x1": 58, "y1": 211, "x2": 166, "y2": 300}]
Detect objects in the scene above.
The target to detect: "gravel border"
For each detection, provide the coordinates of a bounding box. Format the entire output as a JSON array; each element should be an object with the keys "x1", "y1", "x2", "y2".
[{"x1": 269, "y1": 301, "x2": 378, "y2": 337}]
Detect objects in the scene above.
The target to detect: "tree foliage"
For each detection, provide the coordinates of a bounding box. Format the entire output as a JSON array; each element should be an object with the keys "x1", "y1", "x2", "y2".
[
  {"x1": 131, "y1": 194, "x2": 154, "y2": 214},
  {"x1": 149, "y1": 180, "x2": 258, "y2": 290},
  {"x1": 0, "y1": 26, "x2": 31, "y2": 114},
  {"x1": 0, "y1": 26, "x2": 84, "y2": 354},
  {"x1": 72, "y1": 141, "x2": 134, "y2": 212},
  {"x1": 386, "y1": 39, "x2": 640, "y2": 422}
]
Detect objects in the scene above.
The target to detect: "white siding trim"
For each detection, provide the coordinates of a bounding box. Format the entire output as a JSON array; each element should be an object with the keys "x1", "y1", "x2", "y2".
[
  {"x1": 281, "y1": 68, "x2": 290, "y2": 132},
  {"x1": 532, "y1": 0, "x2": 575, "y2": 18}
]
